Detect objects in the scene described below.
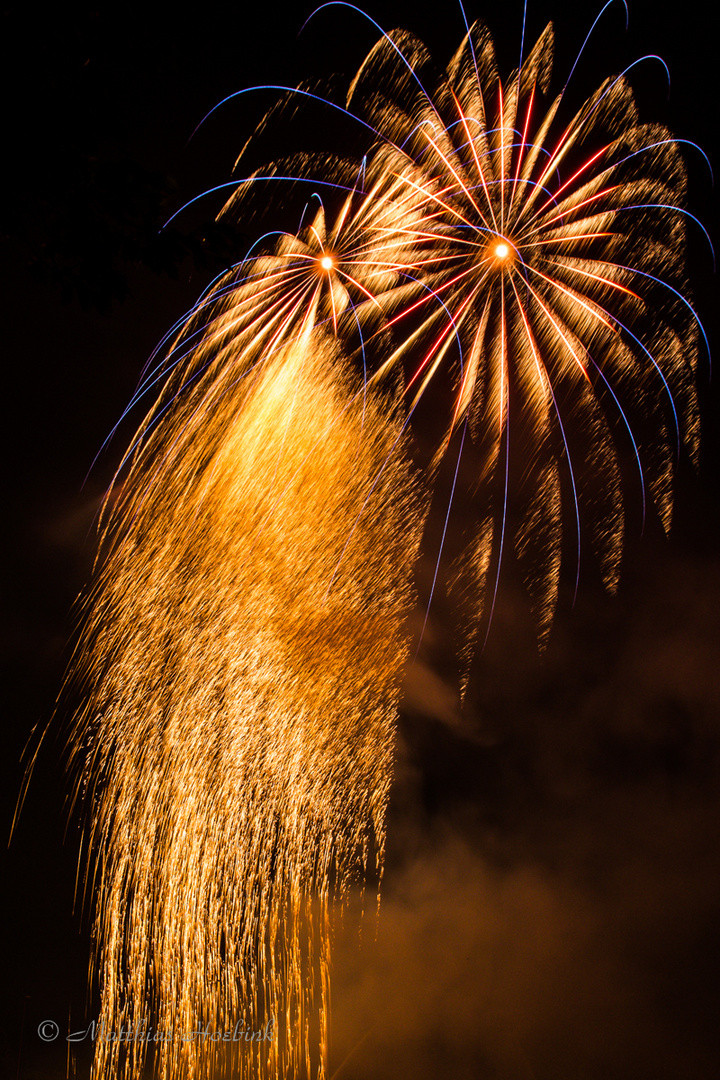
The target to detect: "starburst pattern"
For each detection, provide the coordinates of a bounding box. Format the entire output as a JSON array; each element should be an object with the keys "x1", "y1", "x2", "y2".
[
  {"x1": 70, "y1": 10, "x2": 704, "y2": 1080},
  {"x1": 341, "y1": 19, "x2": 701, "y2": 668}
]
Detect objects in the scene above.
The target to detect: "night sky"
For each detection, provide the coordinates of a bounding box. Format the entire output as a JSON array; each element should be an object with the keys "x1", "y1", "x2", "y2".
[{"x1": 2, "y1": 2, "x2": 718, "y2": 1078}]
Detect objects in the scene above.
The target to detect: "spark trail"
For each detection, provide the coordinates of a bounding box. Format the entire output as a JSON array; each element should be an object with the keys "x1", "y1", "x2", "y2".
[
  {"x1": 71, "y1": 329, "x2": 422, "y2": 1080},
  {"x1": 67, "y1": 7, "x2": 704, "y2": 1080},
  {"x1": 343, "y1": 17, "x2": 702, "y2": 675}
]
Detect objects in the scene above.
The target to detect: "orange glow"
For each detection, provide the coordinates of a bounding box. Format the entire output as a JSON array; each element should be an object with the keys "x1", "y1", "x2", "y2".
[{"x1": 73, "y1": 13, "x2": 701, "y2": 1080}]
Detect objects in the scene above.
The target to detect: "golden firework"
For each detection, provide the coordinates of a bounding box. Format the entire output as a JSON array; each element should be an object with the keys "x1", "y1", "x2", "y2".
[
  {"x1": 345, "y1": 19, "x2": 701, "y2": 669},
  {"x1": 68, "y1": 10, "x2": 705, "y2": 1080},
  {"x1": 71, "y1": 327, "x2": 422, "y2": 1079}
]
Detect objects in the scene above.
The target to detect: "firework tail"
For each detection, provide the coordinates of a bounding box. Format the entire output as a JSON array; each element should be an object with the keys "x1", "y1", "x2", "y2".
[
  {"x1": 70, "y1": 331, "x2": 423, "y2": 1079},
  {"x1": 65, "y1": 9, "x2": 704, "y2": 1078}
]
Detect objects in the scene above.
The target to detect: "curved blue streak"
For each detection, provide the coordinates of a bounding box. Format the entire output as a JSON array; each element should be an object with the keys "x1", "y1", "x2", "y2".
[
  {"x1": 565, "y1": 0, "x2": 630, "y2": 93},
  {"x1": 303, "y1": 3, "x2": 445, "y2": 129},
  {"x1": 616, "y1": 203, "x2": 715, "y2": 267},
  {"x1": 609, "y1": 138, "x2": 713, "y2": 184},
  {"x1": 415, "y1": 421, "x2": 468, "y2": 657},
  {"x1": 587, "y1": 356, "x2": 647, "y2": 532},
  {"x1": 611, "y1": 260, "x2": 712, "y2": 373},
  {"x1": 161, "y1": 176, "x2": 356, "y2": 232}
]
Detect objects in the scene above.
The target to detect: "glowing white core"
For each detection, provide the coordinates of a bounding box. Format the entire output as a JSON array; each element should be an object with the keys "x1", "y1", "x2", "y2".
[
  {"x1": 320, "y1": 256, "x2": 334, "y2": 271},
  {"x1": 495, "y1": 242, "x2": 510, "y2": 260}
]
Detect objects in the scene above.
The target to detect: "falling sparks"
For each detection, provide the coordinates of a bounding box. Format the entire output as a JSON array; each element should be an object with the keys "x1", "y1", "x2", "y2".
[
  {"x1": 71, "y1": 330, "x2": 422, "y2": 1080},
  {"x1": 69, "y1": 7, "x2": 705, "y2": 1080}
]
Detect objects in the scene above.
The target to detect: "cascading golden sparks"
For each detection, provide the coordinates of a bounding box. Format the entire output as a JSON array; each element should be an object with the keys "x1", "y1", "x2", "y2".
[
  {"x1": 67, "y1": 9, "x2": 704, "y2": 1080},
  {"x1": 70, "y1": 322, "x2": 422, "y2": 1079}
]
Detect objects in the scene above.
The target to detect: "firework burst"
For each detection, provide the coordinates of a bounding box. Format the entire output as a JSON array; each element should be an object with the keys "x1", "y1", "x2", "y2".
[
  {"x1": 340, "y1": 16, "x2": 703, "y2": 673},
  {"x1": 68, "y1": 6, "x2": 706, "y2": 1080},
  {"x1": 71, "y1": 329, "x2": 422, "y2": 1080},
  {"x1": 192, "y1": 10, "x2": 704, "y2": 669}
]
